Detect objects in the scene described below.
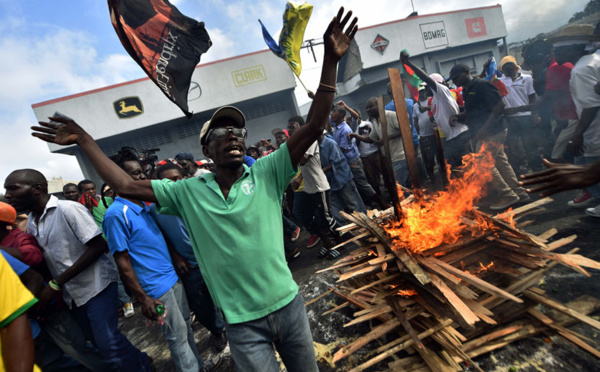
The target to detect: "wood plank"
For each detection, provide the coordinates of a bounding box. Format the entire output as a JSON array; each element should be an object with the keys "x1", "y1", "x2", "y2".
[
  {"x1": 322, "y1": 301, "x2": 349, "y2": 316},
  {"x1": 337, "y1": 264, "x2": 382, "y2": 282},
  {"x1": 344, "y1": 305, "x2": 393, "y2": 327},
  {"x1": 537, "y1": 228, "x2": 558, "y2": 242},
  {"x1": 348, "y1": 319, "x2": 454, "y2": 372},
  {"x1": 524, "y1": 289, "x2": 600, "y2": 332},
  {"x1": 387, "y1": 297, "x2": 424, "y2": 349},
  {"x1": 495, "y1": 197, "x2": 553, "y2": 219},
  {"x1": 389, "y1": 67, "x2": 421, "y2": 189},
  {"x1": 333, "y1": 317, "x2": 401, "y2": 363},
  {"x1": 423, "y1": 257, "x2": 523, "y2": 303},
  {"x1": 428, "y1": 272, "x2": 480, "y2": 326}
]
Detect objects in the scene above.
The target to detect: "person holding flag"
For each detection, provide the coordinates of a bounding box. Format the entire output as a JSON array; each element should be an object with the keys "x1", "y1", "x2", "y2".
[
  {"x1": 31, "y1": 7, "x2": 358, "y2": 372},
  {"x1": 400, "y1": 51, "x2": 473, "y2": 169}
]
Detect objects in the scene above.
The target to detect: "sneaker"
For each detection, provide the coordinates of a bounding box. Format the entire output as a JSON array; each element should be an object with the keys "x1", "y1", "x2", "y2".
[
  {"x1": 568, "y1": 190, "x2": 594, "y2": 207},
  {"x1": 585, "y1": 205, "x2": 600, "y2": 218},
  {"x1": 212, "y1": 331, "x2": 228, "y2": 353},
  {"x1": 290, "y1": 226, "x2": 301, "y2": 241},
  {"x1": 201, "y1": 356, "x2": 222, "y2": 372},
  {"x1": 306, "y1": 235, "x2": 321, "y2": 248},
  {"x1": 489, "y1": 195, "x2": 520, "y2": 211},
  {"x1": 286, "y1": 247, "x2": 300, "y2": 261},
  {"x1": 123, "y1": 302, "x2": 135, "y2": 318}
]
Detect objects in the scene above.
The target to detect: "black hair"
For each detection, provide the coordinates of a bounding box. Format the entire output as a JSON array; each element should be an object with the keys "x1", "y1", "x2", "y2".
[
  {"x1": 100, "y1": 183, "x2": 111, "y2": 208},
  {"x1": 63, "y1": 182, "x2": 78, "y2": 191},
  {"x1": 156, "y1": 161, "x2": 183, "y2": 179},
  {"x1": 77, "y1": 179, "x2": 95, "y2": 192},
  {"x1": 7, "y1": 169, "x2": 47, "y2": 192},
  {"x1": 110, "y1": 147, "x2": 141, "y2": 170},
  {"x1": 332, "y1": 106, "x2": 346, "y2": 116},
  {"x1": 449, "y1": 63, "x2": 470, "y2": 78},
  {"x1": 288, "y1": 115, "x2": 305, "y2": 126}
]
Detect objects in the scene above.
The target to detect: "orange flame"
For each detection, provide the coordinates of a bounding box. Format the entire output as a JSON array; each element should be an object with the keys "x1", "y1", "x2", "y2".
[
  {"x1": 386, "y1": 144, "x2": 499, "y2": 254},
  {"x1": 476, "y1": 261, "x2": 495, "y2": 274},
  {"x1": 396, "y1": 289, "x2": 418, "y2": 297}
]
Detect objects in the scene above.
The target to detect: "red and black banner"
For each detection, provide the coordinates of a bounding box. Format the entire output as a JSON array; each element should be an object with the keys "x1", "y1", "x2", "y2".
[{"x1": 108, "y1": 0, "x2": 212, "y2": 118}]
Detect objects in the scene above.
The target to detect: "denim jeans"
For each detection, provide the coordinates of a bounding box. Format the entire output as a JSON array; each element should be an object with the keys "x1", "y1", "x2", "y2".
[
  {"x1": 575, "y1": 155, "x2": 600, "y2": 199},
  {"x1": 282, "y1": 215, "x2": 298, "y2": 238},
  {"x1": 158, "y1": 280, "x2": 203, "y2": 372},
  {"x1": 330, "y1": 180, "x2": 367, "y2": 226},
  {"x1": 70, "y1": 282, "x2": 152, "y2": 372},
  {"x1": 36, "y1": 315, "x2": 104, "y2": 372},
  {"x1": 181, "y1": 267, "x2": 225, "y2": 336},
  {"x1": 225, "y1": 293, "x2": 318, "y2": 372},
  {"x1": 349, "y1": 158, "x2": 376, "y2": 201}
]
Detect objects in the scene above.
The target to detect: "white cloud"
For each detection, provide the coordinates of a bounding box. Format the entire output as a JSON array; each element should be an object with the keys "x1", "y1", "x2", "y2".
[
  {"x1": 202, "y1": 28, "x2": 239, "y2": 62},
  {"x1": 0, "y1": 26, "x2": 142, "y2": 186}
]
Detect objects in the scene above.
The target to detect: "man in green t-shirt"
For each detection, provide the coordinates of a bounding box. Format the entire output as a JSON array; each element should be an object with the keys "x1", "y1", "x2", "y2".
[{"x1": 31, "y1": 8, "x2": 357, "y2": 372}]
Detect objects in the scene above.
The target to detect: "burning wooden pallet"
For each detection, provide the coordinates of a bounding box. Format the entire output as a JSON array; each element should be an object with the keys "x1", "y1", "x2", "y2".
[{"x1": 311, "y1": 200, "x2": 600, "y2": 372}]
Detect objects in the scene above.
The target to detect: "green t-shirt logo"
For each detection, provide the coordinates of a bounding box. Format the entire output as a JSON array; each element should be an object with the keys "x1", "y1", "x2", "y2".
[{"x1": 241, "y1": 180, "x2": 255, "y2": 195}]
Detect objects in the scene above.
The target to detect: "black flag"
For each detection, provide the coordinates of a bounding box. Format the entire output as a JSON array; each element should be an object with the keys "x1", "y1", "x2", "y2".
[{"x1": 108, "y1": 0, "x2": 212, "y2": 117}]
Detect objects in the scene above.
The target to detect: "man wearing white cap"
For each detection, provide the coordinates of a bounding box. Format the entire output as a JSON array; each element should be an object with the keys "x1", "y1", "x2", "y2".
[
  {"x1": 30, "y1": 8, "x2": 358, "y2": 372},
  {"x1": 551, "y1": 24, "x2": 600, "y2": 216}
]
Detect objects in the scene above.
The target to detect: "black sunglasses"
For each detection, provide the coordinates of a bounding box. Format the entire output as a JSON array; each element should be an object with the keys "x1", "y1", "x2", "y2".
[{"x1": 206, "y1": 127, "x2": 247, "y2": 143}]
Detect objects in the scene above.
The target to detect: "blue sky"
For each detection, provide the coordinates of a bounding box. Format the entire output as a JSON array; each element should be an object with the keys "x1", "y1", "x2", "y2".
[{"x1": 0, "y1": 0, "x2": 590, "y2": 186}]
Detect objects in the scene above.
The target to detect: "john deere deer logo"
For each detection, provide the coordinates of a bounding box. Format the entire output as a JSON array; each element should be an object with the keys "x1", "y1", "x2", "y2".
[{"x1": 113, "y1": 97, "x2": 144, "y2": 119}]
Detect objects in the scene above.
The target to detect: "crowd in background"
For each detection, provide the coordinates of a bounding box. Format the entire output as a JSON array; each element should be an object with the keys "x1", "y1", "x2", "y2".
[{"x1": 2, "y1": 16, "x2": 600, "y2": 372}]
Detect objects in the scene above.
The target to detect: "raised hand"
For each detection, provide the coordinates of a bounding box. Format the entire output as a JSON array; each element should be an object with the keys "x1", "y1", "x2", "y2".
[
  {"x1": 323, "y1": 7, "x2": 358, "y2": 61},
  {"x1": 31, "y1": 116, "x2": 87, "y2": 146}
]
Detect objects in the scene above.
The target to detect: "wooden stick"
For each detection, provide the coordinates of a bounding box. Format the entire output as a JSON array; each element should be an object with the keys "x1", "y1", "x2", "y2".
[
  {"x1": 322, "y1": 301, "x2": 349, "y2": 316},
  {"x1": 351, "y1": 273, "x2": 402, "y2": 295},
  {"x1": 389, "y1": 68, "x2": 422, "y2": 189},
  {"x1": 347, "y1": 319, "x2": 454, "y2": 372},
  {"x1": 304, "y1": 287, "x2": 334, "y2": 306},
  {"x1": 332, "y1": 317, "x2": 401, "y2": 363}
]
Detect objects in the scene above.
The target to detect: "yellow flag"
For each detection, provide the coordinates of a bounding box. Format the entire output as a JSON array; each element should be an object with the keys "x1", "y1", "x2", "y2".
[{"x1": 279, "y1": 2, "x2": 313, "y2": 77}]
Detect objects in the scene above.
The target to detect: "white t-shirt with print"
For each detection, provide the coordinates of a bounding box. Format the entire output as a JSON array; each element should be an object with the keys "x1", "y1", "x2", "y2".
[{"x1": 431, "y1": 82, "x2": 468, "y2": 140}]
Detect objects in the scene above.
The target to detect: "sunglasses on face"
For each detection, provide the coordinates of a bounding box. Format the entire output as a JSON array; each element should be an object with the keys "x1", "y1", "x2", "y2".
[{"x1": 206, "y1": 127, "x2": 247, "y2": 143}]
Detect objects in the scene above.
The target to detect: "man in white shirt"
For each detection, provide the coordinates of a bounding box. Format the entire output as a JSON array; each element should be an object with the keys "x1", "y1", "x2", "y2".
[
  {"x1": 498, "y1": 55, "x2": 540, "y2": 172},
  {"x1": 400, "y1": 52, "x2": 472, "y2": 169},
  {"x1": 551, "y1": 25, "x2": 600, "y2": 216}
]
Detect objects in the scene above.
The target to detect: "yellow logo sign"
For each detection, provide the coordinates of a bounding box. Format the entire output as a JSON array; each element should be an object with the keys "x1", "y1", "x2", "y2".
[
  {"x1": 232, "y1": 65, "x2": 267, "y2": 87},
  {"x1": 113, "y1": 97, "x2": 144, "y2": 119}
]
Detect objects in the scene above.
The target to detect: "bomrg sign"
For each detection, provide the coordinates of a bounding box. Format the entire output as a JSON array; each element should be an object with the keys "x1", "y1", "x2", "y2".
[{"x1": 420, "y1": 21, "x2": 448, "y2": 49}]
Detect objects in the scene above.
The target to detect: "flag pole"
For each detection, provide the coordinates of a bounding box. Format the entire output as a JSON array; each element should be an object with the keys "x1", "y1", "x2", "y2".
[{"x1": 289, "y1": 63, "x2": 311, "y2": 94}]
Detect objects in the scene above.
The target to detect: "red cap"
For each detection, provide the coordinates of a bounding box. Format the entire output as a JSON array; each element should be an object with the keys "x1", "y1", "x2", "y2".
[{"x1": 0, "y1": 202, "x2": 17, "y2": 225}]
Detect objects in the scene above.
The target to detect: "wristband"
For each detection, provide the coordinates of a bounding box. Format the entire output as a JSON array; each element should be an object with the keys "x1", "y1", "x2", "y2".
[
  {"x1": 49, "y1": 279, "x2": 61, "y2": 291},
  {"x1": 317, "y1": 83, "x2": 336, "y2": 93}
]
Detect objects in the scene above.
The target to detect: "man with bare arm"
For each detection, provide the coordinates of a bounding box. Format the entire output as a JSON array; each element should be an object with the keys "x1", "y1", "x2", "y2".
[{"x1": 31, "y1": 8, "x2": 357, "y2": 372}]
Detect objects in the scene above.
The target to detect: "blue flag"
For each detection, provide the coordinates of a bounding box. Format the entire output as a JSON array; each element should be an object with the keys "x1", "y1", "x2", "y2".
[{"x1": 259, "y1": 20, "x2": 285, "y2": 58}]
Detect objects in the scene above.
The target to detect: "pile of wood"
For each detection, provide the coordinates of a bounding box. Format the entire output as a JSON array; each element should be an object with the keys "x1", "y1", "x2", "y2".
[{"x1": 310, "y1": 198, "x2": 600, "y2": 372}]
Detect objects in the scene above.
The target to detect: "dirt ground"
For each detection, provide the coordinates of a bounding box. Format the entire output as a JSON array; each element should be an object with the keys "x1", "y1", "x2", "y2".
[{"x1": 119, "y1": 190, "x2": 600, "y2": 371}]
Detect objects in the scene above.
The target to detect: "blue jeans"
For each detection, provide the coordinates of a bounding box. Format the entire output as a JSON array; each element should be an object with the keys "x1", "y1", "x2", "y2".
[
  {"x1": 225, "y1": 293, "x2": 318, "y2": 372},
  {"x1": 71, "y1": 282, "x2": 152, "y2": 372},
  {"x1": 158, "y1": 280, "x2": 203, "y2": 372},
  {"x1": 330, "y1": 180, "x2": 367, "y2": 226},
  {"x1": 575, "y1": 155, "x2": 600, "y2": 199},
  {"x1": 282, "y1": 215, "x2": 298, "y2": 238},
  {"x1": 181, "y1": 267, "x2": 225, "y2": 336},
  {"x1": 42, "y1": 308, "x2": 115, "y2": 371}
]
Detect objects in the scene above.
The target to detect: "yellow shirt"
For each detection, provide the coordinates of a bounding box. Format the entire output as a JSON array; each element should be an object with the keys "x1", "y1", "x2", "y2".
[{"x1": 0, "y1": 255, "x2": 39, "y2": 372}]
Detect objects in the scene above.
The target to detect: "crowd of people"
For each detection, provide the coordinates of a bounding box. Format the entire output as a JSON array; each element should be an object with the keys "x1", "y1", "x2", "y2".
[{"x1": 2, "y1": 8, "x2": 600, "y2": 372}]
